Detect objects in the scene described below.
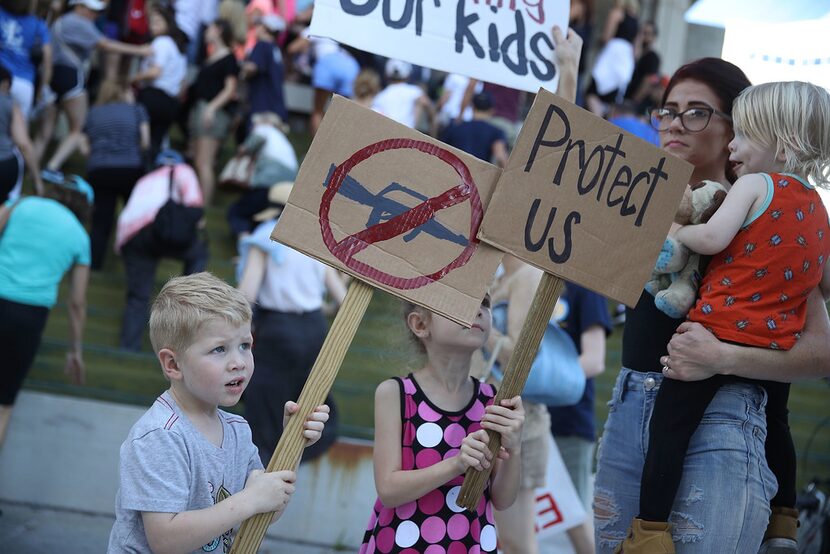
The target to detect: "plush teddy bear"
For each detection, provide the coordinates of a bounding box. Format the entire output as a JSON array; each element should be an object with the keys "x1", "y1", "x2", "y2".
[{"x1": 645, "y1": 179, "x2": 728, "y2": 318}]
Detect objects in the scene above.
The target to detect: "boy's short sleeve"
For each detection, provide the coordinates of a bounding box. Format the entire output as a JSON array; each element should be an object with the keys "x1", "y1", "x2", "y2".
[
  {"x1": 118, "y1": 429, "x2": 193, "y2": 513},
  {"x1": 247, "y1": 439, "x2": 264, "y2": 474}
]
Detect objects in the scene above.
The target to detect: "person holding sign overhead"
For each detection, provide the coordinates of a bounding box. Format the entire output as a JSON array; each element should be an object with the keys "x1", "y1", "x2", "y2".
[{"x1": 593, "y1": 58, "x2": 830, "y2": 553}]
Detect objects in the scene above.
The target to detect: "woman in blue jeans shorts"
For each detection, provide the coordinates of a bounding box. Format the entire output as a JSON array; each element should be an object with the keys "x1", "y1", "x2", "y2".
[{"x1": 593, "y1": 58, "x2": 830, "y2": 553}]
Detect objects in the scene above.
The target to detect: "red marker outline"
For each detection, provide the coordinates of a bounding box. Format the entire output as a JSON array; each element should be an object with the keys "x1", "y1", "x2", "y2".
[{"x1": 319, "y1": 138, "x2": 482, "y2": 290}]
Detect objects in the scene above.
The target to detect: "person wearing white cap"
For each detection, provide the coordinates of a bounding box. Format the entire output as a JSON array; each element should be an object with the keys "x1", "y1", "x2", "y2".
[
  {"x1": 371, "y1": 58, "x2": 435, "y2": 131},
  {"x1": 33, "y1": 0, "x2": 152, "y2": 174}
]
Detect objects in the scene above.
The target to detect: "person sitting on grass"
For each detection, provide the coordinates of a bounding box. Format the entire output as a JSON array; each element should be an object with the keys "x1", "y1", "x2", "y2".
[{"x1": 107, "y1": 272, "x2": 330, "y2": 553}]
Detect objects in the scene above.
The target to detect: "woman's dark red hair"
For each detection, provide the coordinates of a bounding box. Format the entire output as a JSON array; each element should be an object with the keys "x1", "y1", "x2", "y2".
[
  {"x1": 662, "y1": 57, "x2": 751, "y2": 117},
  {"x1": 661, "y1": 58, "x2": 752, "y2": 182}
]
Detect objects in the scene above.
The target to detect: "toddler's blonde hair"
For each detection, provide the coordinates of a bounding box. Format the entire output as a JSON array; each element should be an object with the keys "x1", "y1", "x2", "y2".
[
  {"x1": 149, "y1": 272, "x2": 252, "y2": 354},
  {"x1": 732, "y1": 81, "x2": 830, "y2": 188}
]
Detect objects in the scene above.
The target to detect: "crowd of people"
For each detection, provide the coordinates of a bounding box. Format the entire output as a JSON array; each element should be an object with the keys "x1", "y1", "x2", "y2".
[{"x1": 2, "y1": 0, "x2": 830, "y2": 553}]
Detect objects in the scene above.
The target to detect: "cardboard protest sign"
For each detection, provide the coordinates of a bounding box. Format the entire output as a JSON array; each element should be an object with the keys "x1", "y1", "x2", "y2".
[
  {"x1": 309, "y1": 0, "x2": 569, "y2": 93},
  {"x1": 535, "y1": 435, "x2": 587, "y2": 539},
  {"x1": 457, "y1": 89, "x2": 693, "y2": 510},
  {"x1": 273, "y1": 95, "x2": 505, "y2": 326},
  {"x1": 478, "y1": 88, "x2": 694, "y2": 307}
]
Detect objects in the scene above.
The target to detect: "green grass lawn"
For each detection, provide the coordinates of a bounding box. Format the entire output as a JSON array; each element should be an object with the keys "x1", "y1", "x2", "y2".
[{"x1": 24, "y1": 129, "x2": 830, "y2": 490}]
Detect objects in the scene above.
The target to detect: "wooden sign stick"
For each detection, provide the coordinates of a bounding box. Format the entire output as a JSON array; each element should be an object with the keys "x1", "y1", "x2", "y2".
[
  {"x1": 230, "y1": 279, "x2": 374, "y2": 554},
  {"x1": 456, "y1": 272, "x2": 565, "y2": 510}
]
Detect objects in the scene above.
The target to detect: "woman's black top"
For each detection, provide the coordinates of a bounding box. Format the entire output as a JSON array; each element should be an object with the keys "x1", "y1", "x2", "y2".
[
  {"x1": 622, "y1": 290, "x2": 684, "y2": 373},
  {"x1": 192, "y1": 53, "x2": 239, "y2": 104}
]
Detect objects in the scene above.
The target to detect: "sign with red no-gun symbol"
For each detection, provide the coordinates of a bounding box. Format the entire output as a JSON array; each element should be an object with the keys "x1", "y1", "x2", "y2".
[{"x1": 273, "y1": 95, "x2": 504, "y2": 326}]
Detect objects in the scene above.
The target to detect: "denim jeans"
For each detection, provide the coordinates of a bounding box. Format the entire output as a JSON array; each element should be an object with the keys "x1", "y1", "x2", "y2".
[{"x1": 593, "y1": 368, "x2": 776, "y2": 552}]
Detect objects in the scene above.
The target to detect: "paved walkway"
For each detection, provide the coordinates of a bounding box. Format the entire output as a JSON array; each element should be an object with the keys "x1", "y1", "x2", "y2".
[{"x1": 0, "y1": 500, "x2": 344, "y2": 553}]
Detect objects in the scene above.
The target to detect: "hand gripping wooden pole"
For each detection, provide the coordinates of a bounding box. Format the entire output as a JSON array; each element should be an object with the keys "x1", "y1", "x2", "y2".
[
  {"x1": 456, "y1": 273, "x2": 565, "y2": 510},
  {"x1": 230, "y1": 279, "x2": 374, "y2": 553}
]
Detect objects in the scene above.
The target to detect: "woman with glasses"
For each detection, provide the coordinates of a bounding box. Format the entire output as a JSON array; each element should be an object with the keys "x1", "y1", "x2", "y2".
[{"x1": 593, "y1": 58, "x2": 830, "y2": 553}]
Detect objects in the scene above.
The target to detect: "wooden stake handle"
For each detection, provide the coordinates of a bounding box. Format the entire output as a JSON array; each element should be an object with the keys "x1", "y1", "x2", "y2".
[
  {"x1": 456, "y1": 273, "x2": 564, "y2": 510},
  {"x1": 230, "y1": 280, "x2": 374, "y2": 553}
]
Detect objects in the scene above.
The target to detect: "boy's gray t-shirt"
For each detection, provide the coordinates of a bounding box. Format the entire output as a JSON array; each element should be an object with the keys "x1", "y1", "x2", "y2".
[
  {"x1": 51, "y1": 12, "x2": 103, "y2": 70},
  {"x1": 107, "y1": 391, "x2": 263, "y2": 553}
]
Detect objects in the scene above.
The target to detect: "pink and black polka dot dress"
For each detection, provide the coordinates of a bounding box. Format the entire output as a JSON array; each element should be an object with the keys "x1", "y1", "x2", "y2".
[{"x1": 360, "y1": 374, "x2": 498, "y2": 554}]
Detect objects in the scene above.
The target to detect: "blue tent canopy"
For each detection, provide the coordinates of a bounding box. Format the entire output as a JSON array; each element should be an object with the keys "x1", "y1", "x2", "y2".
[{"x1": 685, "y1": 0, "x2": 830, "y2": 28}]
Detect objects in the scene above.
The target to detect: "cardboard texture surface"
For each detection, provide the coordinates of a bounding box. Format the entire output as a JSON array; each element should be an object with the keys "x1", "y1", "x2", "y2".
[
  {"x1": 273, "y1": 96, "x2": 504, "y2": 326},
  {"x1": 309, "y1": 0, "x2": 568, "y2": 93},
  {"x1": 479, "y1": 88, "x2": 694, "y2": 306}
]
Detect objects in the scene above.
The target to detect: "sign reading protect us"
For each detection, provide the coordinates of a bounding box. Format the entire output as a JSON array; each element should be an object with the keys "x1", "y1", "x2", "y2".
[
  {"x1": 309, "y1": 0, "x2": 569, "y2": 93},
  {"x1": 273, "y1": 95, "x2": 504, "y2": 326},
  {"x1": 478, "y1": 88, "x2": 694, "y2": 307}
]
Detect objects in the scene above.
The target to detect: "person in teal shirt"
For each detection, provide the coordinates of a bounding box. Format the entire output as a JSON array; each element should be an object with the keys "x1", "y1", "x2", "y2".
[{"x1": 0, "y1": 176, "x2": 92, "y2": 447}]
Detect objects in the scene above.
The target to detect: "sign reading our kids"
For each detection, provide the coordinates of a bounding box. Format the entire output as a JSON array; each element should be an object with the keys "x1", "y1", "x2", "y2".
[
  {"x1": 478, "y1": 88, "x2": 694, "y2": 307},
  {"x1": 309, "y1": 0, "x2": 569, "y2": 93}
]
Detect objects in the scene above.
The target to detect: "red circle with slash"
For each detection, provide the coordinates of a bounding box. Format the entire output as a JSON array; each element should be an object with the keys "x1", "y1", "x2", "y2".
[{"x1": 319, "y1": 138, "x2": 483, "y2": 290}]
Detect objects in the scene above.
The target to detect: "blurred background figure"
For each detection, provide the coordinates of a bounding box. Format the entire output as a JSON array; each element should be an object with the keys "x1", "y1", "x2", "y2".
[
  {"x1": 569, "y1": 0, "x2": 594, "y2": 107},
  {"x1": 352, "y1": 68, "x2": 381, "y2": 110},
  {"x1": 34, "y1": 0, "x2": 151, "y2": 173},
  {"x1": 584, "y1": 0, "x2": 639, "y2": 117},
  {"x1": 0, "y1": 0, "x2": 52, "y2": 121},
  {"x1": 624, "y1": 20, "x2": 661, "y2": 114},
  {"x1": 187, "y1": 18, "x2": 238, "y2": 206},
  {"x1": 372, "y1": 59, "x2": 434, "y2": 131},
  {"x1": 287, "y1": 12, "x2": 359, "y2": 135},
  {"x1": 82, "y1": 76, "x2": 149, "y2": 270},
  {"x1": 441, "y1": 91, "x2": 508, "y2": 167},
  {"x1": 0, "y1": 64, "x2": 43, "y2": 201},
  {"x1": 548, "y1": 284, "x2": 612, "y2": 554},
  {"x1": 0, "y1": 176, "x2": 91, "y2": 447},
  {"x1": 132, "y1": 1, "x2": 188, "y2": 160},
  {"x1": 115, "y1": 150, "x2": 206, "y2": 351},
  {"x1": 237, "y1": 181, "x2": 347, "y2": 465}
]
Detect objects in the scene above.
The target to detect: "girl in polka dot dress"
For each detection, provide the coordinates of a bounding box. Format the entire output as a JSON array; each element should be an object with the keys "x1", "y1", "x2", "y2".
[{"x1": 360, "y1": 298, "x2": 525, "y2": 554}]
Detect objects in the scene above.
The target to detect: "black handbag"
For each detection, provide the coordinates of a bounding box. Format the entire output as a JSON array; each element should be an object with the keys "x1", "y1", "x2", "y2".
[{"x1": 152, "y1": 166, "x2": 203, "y2": 249}]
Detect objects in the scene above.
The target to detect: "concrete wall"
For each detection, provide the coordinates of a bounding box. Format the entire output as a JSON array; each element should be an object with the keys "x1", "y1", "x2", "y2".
[{"x1": 0, "y1": 391, "x2": 375, "y2": 549}]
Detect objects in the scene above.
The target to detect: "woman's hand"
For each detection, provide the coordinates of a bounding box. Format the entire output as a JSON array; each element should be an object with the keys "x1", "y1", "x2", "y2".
[{"x1": 661, "y1": 321, "x2": 722, "y2": 381}]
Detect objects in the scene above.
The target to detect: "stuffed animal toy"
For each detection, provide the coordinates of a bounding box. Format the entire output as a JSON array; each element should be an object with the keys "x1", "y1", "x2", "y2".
[{"x1": 645, "y1": 179, "x2": 728, "y2": 318}]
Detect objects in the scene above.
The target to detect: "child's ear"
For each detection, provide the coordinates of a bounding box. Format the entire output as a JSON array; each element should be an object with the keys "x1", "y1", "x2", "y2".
[
  {"x1": 158, "y1": 348, "x2": 183, "y2": 381},
  {"x1": 407, "y1": 310, "x2": 430, "y2": 341}
]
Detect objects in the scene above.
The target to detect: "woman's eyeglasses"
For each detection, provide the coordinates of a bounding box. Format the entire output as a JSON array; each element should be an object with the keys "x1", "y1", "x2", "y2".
[{"x1": 649, "y1": 105, "x2": 732, "y2": 132}]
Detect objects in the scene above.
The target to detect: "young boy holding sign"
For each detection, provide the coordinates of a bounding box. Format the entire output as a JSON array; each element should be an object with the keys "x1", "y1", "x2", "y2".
[
  {"x1": 623, "y1": 82, "x2": 830, "y2": 553},
  {"x1": 107, "y1": 272, "x2": 330, "y2": 553}
]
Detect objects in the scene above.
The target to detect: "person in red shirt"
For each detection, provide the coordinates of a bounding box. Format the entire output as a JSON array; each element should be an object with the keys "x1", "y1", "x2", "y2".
[{"x1": 621, "y1": 80, "x2": 830, "y2": 554}]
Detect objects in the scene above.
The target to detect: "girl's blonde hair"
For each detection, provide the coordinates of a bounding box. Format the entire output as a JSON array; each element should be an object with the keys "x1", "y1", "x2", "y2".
[
  {"x1": 353, "y1": 69, "x2": 381, "y2": 100},
  {"x1": 732, "y1": 81, "x2": 830, "y2": 188},
  {"x1": 96, "y1": 77, "x2": 128, "y2": 105},
  {"x1": 149, "y1": 272, "x2": 252, "y2": 354}
]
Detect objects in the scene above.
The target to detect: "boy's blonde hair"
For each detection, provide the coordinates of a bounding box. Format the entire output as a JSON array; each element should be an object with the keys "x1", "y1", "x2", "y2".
[
  {"x1": 732, "y1": 81, "x2": 830, "y2": 188},
  {"x1": 149, "y1": 272, "x2": 252, "y2": 354}
]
